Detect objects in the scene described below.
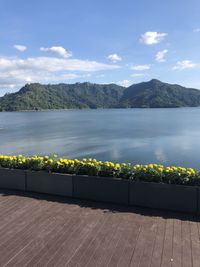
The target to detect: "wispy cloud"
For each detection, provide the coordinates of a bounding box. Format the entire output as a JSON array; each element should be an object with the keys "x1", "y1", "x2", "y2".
[
  {"x1": 117, "y1": 80, "x2": 131, "y2": 87},
  {"x1": 107, "y1": 53, "x2": 122, "y2": 62},
  {"x1": 155, "y1": 49, "x2": 168, "y2": 62},
  {"x1": 40, "y1": 46, "x2": 72, "y2": 58},
  {"x1": 140, "y1": 31, "x2": 167, "y2": 45},
  {"x1": 130, "y1": 73, "x2": 145, "y2": 77},
  {"x1": 0, "y1": 56, "x2": 120, "y2": 90},
  {"x1": 130, "y1": 64, "x2": 150, "y2": 71},
  {"x1": 172, "y1": 60, "x2": 196, "y2": 70},
  {"x1": 193, "y1": 28, "x2": 200, "y2": 32},
  {"x1": 13, "y1": 44, "x2": 27, "y2": 52}
]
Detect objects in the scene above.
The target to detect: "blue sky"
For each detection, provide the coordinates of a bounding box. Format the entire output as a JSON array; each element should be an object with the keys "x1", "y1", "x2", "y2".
[{"x1": 0, "y1": 0, "x2": 200, "y2": 95}]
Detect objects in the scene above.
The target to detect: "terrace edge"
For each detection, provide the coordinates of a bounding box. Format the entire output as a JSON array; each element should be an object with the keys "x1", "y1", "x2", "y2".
[{"x1": 0, "y1": 168, "x2": 199, "y2": 214}]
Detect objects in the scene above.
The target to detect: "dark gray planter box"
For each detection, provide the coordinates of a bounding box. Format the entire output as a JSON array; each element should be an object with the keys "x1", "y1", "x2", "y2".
[
  {"x1": 198, "y1": 187, "x2": 200, "y2": 214},
  {"x1": 26, "y1": 171, "x2": 73, "y2": 197},
  {"x1": 73, "y1": 175, "x2": 129, "y2": 205},
  {"x1": 0, "y1": 168, "x2": 26, "y2": 191},
  {"x1": 130, "y1": 181, "x2": 198, "y2": 213}
]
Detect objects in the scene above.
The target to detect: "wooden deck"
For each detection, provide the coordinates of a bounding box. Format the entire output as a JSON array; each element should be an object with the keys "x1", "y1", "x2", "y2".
[{"x1": 0, "y1": 190, "x2": 200, "y2": 267}]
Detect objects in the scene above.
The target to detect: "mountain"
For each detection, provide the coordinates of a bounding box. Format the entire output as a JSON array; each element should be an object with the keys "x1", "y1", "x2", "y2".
[
  {"x1": 0, "y1": 82, "x2": 124, "y2": 111},
  {"x1": 120, "y1": 79, "x2": 200, "y2": 108},
  {"x1": 0, "y1": 79, "x2": 200, "y2": 111}
]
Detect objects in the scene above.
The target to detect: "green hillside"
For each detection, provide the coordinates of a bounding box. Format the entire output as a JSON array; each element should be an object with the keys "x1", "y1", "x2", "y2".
[
  {"x1": 0, "y1": 79, "x2": 200, "y2": 111},
  {"x1": 0, "y1": 82, "x2": 124, "y2": 111},
  {"x1": 120, "y1": 79, "x2": 200, "y2": 108}
]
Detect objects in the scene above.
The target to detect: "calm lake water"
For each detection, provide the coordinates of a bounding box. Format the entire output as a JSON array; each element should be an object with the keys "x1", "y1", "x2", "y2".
[{"x1": 0, "y1": 108, "x2": 200, "y2": 169}]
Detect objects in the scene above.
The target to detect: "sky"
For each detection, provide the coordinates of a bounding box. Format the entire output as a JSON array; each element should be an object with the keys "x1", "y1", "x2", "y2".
[{"x1": 0, "y1": 0, "x2": 200, "y2": 95}]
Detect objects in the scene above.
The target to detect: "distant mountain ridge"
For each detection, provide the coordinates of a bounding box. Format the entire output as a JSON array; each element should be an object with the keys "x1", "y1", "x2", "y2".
[{"x1": 0, "y1": 79, "x2": 200, "y2": 111}]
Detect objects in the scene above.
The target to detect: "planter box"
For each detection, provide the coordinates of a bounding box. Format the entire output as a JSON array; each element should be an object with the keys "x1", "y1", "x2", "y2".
[
  {"x1": 73, "y1": 175, "x2": 129, "y2": 205},
  {"x1": 26, "y1": 171, "x2": 73, "y2": 197},
  {"x1": 1, "y1": 167, "x2": 199, "y2": 214},
  {"x1": 130, "y1": 181, "x2": 198, "y2": 213},
  {"x1": 0, "y1": 168, "x2": 26, "y2": 191},
  {"x1": 198, "y1": 188, "x2": 200, "y2": 214}
]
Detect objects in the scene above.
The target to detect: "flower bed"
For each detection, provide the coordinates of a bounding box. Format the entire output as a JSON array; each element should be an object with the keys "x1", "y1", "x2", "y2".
[
  {"x1": 0, "y1": 154, "x2": 199, "y2": 186},
  {"x1": 0, "y1": 154, "x2": 200, "y2": 213}
]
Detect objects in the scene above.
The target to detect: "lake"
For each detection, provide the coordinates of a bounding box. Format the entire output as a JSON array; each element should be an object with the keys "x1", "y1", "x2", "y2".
[{"x1": 0, "y1": 108, "x2": 200, "y2": 169}]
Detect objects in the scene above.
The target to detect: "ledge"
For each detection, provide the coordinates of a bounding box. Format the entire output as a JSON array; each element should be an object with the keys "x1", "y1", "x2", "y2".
[
  {"x1": 26, "y1": 170, "x2": 73, "y2": 197},
  {"x1": 0, "y1": 168, "x2": 26, "y2": 191},
  {"x1": 73, "y1": 175, "x2": 129, "y2": 204},
  {"x1": 0, "y1": 168, "x2": 199, "y2": 214},
  {"x1": 129, "y1": 181, "x2": 198, "y2": 213}
]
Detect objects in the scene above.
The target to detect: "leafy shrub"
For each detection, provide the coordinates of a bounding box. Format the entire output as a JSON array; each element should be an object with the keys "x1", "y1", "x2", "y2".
[{"x1": 0, "y1": 154, "x2": 199, "y2": 186}]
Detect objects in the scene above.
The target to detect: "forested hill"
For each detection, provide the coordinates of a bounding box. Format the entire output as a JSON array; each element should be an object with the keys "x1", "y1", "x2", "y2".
[
  {"x1": 0, "y1": 83, "x2": 125, "y2": 111},
  {"x1": 120, "y1": 79, "x2": 200, "y2": 108},
  {"x1": 1, "y1": 79, "x2": 200, "y2": 111}
]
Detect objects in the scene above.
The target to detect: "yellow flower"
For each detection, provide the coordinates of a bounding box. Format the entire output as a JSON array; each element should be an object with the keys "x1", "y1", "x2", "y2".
[
  {"x1": 188, "y1": 168, "x2": 195, "y2": 174},
  {"x1": 135, "y1": 164, "x2": 141, "y2": 168}
]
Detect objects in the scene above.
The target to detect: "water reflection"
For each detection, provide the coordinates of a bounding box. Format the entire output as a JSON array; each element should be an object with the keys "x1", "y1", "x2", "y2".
[{"x1": 0, "y1": 108, "x2": 200, "y2": 169}]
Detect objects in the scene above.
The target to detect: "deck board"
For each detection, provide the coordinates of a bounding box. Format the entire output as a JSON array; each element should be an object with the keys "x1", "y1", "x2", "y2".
[{"x1": 0, "y1": 190, "x2": 200, "y2": 267}]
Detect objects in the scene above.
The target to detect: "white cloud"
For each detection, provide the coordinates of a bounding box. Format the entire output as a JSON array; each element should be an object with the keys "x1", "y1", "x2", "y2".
[
  {"x1": 155, "y1": 49, "x2": 168, "y2": 62},
  {"x1": 0, "y1": 56, "x2": 119, "y2": 90},
  {"x1": 130, "y1": 64, "x2": 150, "y2": 71},
  {"x1": 107, "y1": 53, "x2": 122, "y2": 62},
  {"x1": 117, "y1": 80, "x2": 131, "y2": 87},
  {"x1": 172, "y1": 60, "x2": 196, "y2": 70},
  {"x1": 0, "y1": 56, "x2": 119, "y2": 72},
  {"x1": 140, "y1": 31, "x2": 167, "y2": 45},
  {"x1": 193, "y1": 28, "x2": 200, "y2": 32},
  {"x1": 130, "y1": 73, "x2": 145, "y2": 77},
  {"x1": 40, "y1": 46, "x2": 72, "y2": 58},
  {"x1": 13, "y1": 44, "x2": 27, "y2": 52},
  {"x1": 0, "y1": 69, "x2": 81, "y2": 86}
]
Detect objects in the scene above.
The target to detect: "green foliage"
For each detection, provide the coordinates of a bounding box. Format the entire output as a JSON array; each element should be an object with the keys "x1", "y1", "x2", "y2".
[
  {"x1": 120, "y1": 79, "x2": 200, "y2": 108},
  {"x1": 0, "y1": 82, "x2": 124, "y2": 111},
  {"x1": 0, "y1": 154, "x2": 200, "y2": 186},
  {"x1": 1, "y1": 79, "x2": 200, "y2": 111}
]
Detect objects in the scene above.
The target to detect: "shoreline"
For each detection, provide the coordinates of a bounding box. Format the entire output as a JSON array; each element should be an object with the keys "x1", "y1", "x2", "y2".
[{"x1": 0, "y1": 106, "x2": 199, "y2": 112}]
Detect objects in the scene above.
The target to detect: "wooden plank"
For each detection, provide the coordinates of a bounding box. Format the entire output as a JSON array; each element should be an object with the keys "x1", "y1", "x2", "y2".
[
  {"x1": 137, "y1": 216, "x2": 158, "y2": 267},
  {"x1": 181, "y1": 219, "x2": 193, "y2": 267},
  {"x1": 160, "y1": 218, "x2": 174, "y2": 267},
  {"x1": 0, "y1": 202, "x2": 60, "y2": 265},
  {"x1": 190, "y1": 220, "x2": 200, "y2": 267},
  {"x1": 0, "y1": 197, "x2": 44, "y2": 235},
  {"x1": 0, "y1": 193, "x2": 199, "y2": 266},
  {"x1": 49, "y1": 211, "x2": 117, "y2": 267},
  {"x1": 65, "y1": 211, "x2": 112, "y2": 267},
  {"x1": 0, "y1": 199, "x2": 51, "y2": 248},
  {"x1": 171, "y1": 219, "x2": 182, "y2": 267},
  {"x1": 86, "y1": 213, "x2": 126, "y2": 267},
  {"x1": 129, "y1": 213, "x2": 157, "y2": 267},
  {"x1": 116, "y1": 213, "x2": 143, "y2": 267},
  {"x1": 70, "y1": 212, "x2": 118, "y2": 267},
  {"x1": 150, "y1": 216, "x2": 166, "y2": 267},
  {"x1": 4, "y1": 203, "x2": 79, "y2": 266},
  {"x1": 27, "y1": 207, "x2": 100, "y2": 266}
]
